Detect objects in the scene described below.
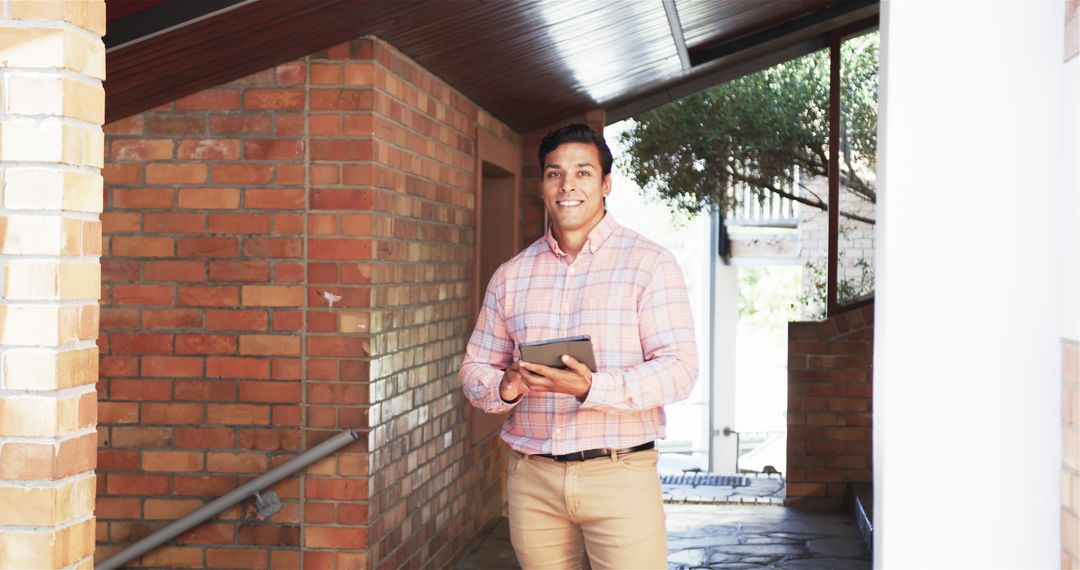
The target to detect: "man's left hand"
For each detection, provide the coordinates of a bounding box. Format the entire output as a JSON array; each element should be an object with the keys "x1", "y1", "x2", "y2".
[{"x1": 518, "y1": 355, "x2": 592, "y2": 401}]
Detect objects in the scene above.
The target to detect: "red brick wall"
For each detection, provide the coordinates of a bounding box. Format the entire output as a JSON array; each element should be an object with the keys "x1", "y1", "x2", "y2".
[
  {"x1": 98, "y1": 35, "x2": 522, "y2": 569},
  {"x1": 786, "y1": 303, "x2": 873, "y2": 509},
  {"x1": 346, "y1": 38, "x2": 521, "y2": 569},
  {"x1": 98, "y1": 63, "x2": 311, "y2": 569}
]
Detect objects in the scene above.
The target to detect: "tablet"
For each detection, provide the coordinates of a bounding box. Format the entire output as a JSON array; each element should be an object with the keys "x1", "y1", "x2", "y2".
[{"x1": 519, "y1": 335, "x2": 597, "y2": 372}]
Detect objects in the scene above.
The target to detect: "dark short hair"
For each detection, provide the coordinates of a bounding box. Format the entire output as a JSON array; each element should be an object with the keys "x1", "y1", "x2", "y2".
[{"x1": 538, "y1": 123, "x2": 613, "y2": 176}]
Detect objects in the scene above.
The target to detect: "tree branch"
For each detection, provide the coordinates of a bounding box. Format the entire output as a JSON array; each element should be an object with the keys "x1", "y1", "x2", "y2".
[
  {"x1": 730, "y1": 170, "x2": 876, "y2": 225},
  {"x1": 730, "y1": 170, "x2": 827, "y2": 210},
  {"x1": 841, "y1": 154, "x2": 877, "y2": 202}
]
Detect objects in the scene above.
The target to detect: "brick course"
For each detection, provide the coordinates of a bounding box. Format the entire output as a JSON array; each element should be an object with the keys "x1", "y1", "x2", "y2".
[
  {"x1": 786, "y1": 303, "x2": 874, "y2": 508},
  {"x1": 99, "y1": 35, "x2": 523, "y2": 569}
]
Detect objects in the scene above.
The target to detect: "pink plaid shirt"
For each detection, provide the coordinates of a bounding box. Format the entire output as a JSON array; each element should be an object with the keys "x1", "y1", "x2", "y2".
[{"x1": 461, "y1": 214, "x2": 698, "y2": 455}]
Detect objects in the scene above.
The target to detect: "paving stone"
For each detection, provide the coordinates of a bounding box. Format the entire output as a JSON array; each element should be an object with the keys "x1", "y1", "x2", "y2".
[
  {"x1": 806, "y1": 537, "x2": 870, "y2": 558},
  {"x1": 669, "y1": 535, "x2": 744, "y2": 548},
  {"x1": 668, "y1": 548, "x2": 709, "y2": 566},
  {"x1": 764, "y1": 532, "x2": 822, "y2": 540},
  {"x1": 778, "y1": 558, "x2": 872, "y2": 570},
  {"x1": 742, "y1": 536, "x2": 801, "y2": 545},
  {"x1": 719, "y1": 543, "x2": 805, "y2": 556}
]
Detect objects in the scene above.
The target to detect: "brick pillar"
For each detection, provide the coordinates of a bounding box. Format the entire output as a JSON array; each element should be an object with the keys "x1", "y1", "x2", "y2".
[{"x1": 0, "y1": 1, "x2": 106, "y2": 568}]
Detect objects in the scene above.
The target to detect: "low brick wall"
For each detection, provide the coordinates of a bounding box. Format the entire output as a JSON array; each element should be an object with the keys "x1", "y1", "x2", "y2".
[{"x1": 786, "y1": 303, "x2": 874, "y2": 509}]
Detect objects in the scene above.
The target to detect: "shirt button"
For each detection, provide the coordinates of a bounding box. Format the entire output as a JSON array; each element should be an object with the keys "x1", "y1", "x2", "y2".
[
  {"x1": 555, "y1": 429, "x2": 561, "y2": 435},
  {"x1": 569, "y1": 267, "x2": 575, "y2": 273},
  {"x1": 562, "y1": 304, "x2": 569, "y2": 311}
]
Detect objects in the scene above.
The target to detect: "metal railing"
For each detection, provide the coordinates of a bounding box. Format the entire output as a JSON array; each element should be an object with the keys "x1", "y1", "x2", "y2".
[
  {"x1": 720, "y1": 428, "x2": 786, "y2": 475},
  {"x1": 97, "y1": 428, "x2": 360, "y2": 570},
  {"x1": 724, "y1": 169, "x2": 802, "y2": 228}
]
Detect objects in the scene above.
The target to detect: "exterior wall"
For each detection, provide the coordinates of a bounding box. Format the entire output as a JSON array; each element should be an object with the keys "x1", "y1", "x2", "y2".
[
  {"x1": 0, "y1": 2, "x2": 106, "y2": 569},
  {"x1": 355, "y1": 39, "x2": 520, "y2": 569},
  {"x1": 98, "y1": 63, "x2": 311, "y2": 568},
  {"x1": 786, "y1": 303, "x2": 873, "y2": 509},
  {"x1": 875, "y1": 2, "x2": 1062, "y2": 565},
  {"x1": 98, "y1": 35, "x2": 522, "y2": 569},
  {"x1": 796, "y1": 176, "x2": 875, "y2": 318},
  {"x1": 1062, "y1": 20, "x2": 1079, "y2": 568},
  {"x1": 1064, "y1": 340, "x2": 1079, "y2": 569}
]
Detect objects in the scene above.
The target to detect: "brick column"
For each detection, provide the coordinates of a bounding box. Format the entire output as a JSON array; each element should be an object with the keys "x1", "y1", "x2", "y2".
[{"x1": 0, "y1": 1, "x2": 106, "y2": 569}]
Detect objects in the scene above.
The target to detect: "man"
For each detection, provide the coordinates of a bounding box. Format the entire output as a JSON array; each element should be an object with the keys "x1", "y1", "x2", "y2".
[{"x1": 460, "y1": 123, "x2": 698, "y2": 569}]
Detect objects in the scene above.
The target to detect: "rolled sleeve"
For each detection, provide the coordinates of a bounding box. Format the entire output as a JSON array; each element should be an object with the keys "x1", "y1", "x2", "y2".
[{"x1": 460, "y1": 267, "x2": 520, "y2": 414}]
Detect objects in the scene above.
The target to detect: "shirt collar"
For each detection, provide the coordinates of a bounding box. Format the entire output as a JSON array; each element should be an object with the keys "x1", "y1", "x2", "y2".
[{"x1": 544, "y1": 212, "x2": 618, "y2": 257}]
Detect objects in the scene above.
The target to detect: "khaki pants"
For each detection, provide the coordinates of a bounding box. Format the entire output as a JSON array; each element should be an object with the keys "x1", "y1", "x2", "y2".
[{"x1": 506, "y1": 448, "x2": 667, "y2": 570}]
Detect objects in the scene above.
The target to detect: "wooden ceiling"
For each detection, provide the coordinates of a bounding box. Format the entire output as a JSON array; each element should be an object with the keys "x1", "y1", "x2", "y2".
[{"x1": 105, "y1": 0, "x2": 878, "y2": 132}]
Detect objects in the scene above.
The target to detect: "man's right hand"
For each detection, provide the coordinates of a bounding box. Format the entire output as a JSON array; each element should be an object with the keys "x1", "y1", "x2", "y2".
[{"x1": 499, "y1": 361, "x2": 529, "y2": 403}]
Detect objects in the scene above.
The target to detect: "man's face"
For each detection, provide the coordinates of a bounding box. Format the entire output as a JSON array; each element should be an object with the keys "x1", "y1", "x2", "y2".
[{"x1": 541, "y1": 142, "x2": 611, "y2": 238}]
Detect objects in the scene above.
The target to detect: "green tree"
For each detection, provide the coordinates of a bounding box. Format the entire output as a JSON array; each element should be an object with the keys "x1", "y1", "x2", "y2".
[{"x1": 619, "y1": 32, "x2": 878, "y2": 223}]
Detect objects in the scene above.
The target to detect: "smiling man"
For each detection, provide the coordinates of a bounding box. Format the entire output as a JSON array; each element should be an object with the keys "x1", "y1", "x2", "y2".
[{"x1": 460, "y1": 123, "x2": 698, "y2": 569}]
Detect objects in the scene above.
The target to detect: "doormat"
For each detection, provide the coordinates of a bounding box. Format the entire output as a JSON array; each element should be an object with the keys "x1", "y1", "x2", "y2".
[{"x1": 660, "y1": 473, "x2": 750, "y2": 487}]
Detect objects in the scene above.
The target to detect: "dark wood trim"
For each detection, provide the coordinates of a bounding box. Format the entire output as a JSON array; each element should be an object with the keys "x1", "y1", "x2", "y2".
[
  {"x1": 473, "y1": 127, "x2": 522, "y2": 321},
  {"x1": 688, "y1": 0, "x2": 877, "y2": 67},
  {"x1": 104, "y1": 0, "x2": 247, "y2": 50},
  {"x1": 827, "y1": 30, "x2": 841, "y2": 318},
  {"x1": 106, "y1": 0, "x2": 167, "y2": 22},
  {"x1": 834, "y1": 14, "x2": 880, "y2": 42},
  {"x1": 836, "y1": 295, "x2": 875, "y2": 314}
]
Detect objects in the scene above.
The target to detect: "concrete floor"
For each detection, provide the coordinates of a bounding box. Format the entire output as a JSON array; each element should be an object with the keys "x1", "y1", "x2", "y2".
[{"x1": 455, "y1": 504, "x2": 870, "y2": 570}]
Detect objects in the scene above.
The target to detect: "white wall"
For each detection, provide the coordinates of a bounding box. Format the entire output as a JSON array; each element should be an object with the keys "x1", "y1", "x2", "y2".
[
  {"x1": 1063, "y1": 55, "x2": 1079, "y2": 343},
  {"x1": 710, "y1": 262, "x2": 738, "y2": 473},
  {"x1": 875, "y1": 1, "x2": 1066, "y2": 567}
]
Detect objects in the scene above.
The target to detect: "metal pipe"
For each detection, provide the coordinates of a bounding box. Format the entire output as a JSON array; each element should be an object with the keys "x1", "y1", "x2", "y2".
[
  {"x1": 97, "y1": 428, "x2": 360, "y2": 570},
  {"x1": 708, "y1": 205, "x2": 718, "y2": 472}
]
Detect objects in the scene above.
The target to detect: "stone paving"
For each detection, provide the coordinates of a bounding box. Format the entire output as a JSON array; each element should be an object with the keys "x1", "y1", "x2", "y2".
[
  {"x1": 456, "y1": 504, "x2": 870, "y2": 570},
  {"x1": 665, "y1": 504, "x2": 870, "y2": 569}
]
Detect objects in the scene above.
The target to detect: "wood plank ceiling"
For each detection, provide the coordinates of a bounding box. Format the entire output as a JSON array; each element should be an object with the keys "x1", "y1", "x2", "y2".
[{"x1": 104, "y1": 0, "x2": 878, "y2": 131}]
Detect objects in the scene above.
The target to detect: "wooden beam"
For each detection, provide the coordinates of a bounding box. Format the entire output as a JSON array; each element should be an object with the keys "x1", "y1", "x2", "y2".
[
  {"x1": 827, "y1": 30, "x2": 841, "y2": 318},
  {"x1": 662, "y1": 0, "x2": 691, "y2": 70}
]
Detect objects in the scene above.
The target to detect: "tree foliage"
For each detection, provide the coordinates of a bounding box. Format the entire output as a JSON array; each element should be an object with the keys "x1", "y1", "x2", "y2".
[{"x1": 619, "y1": 32, "x2": 879, "y2": 221}]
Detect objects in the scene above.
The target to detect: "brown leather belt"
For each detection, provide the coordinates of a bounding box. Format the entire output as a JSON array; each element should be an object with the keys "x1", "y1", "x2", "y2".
[{"x1": 533, "y1": 441, "x2": 655, "y2": 462}]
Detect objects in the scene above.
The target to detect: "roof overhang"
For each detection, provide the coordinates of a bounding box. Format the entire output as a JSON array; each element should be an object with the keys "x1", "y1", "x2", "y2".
[{"x1": 104, "y1": 0, "x2": 879, "y2": 131}]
